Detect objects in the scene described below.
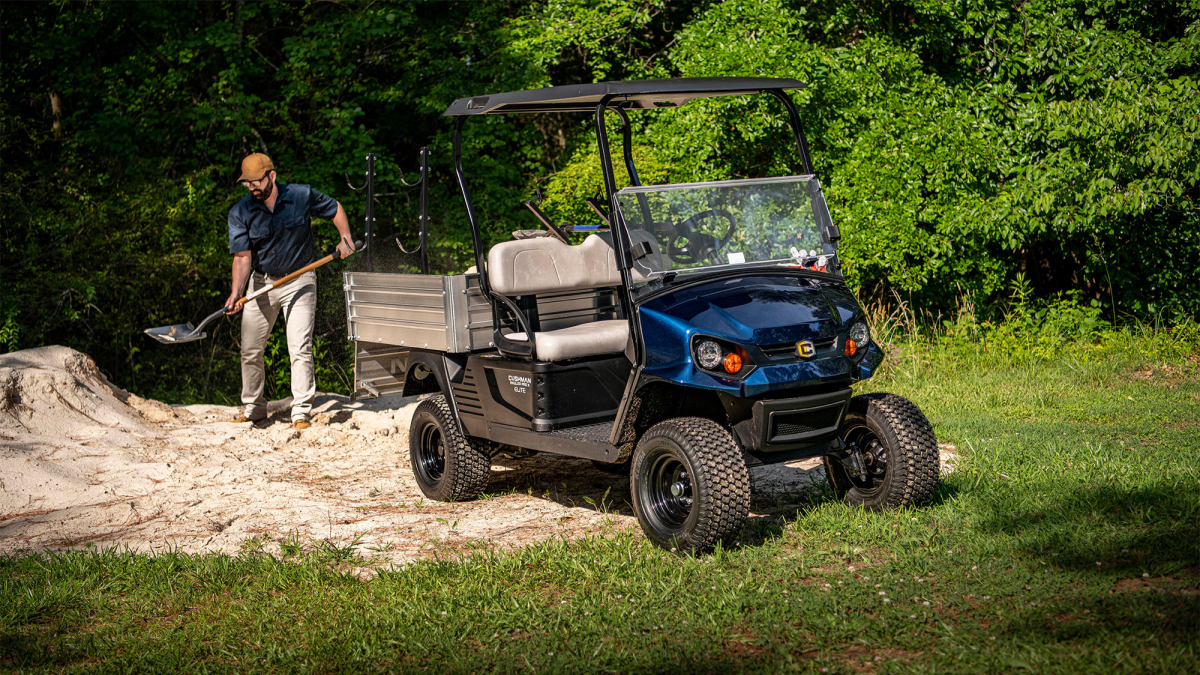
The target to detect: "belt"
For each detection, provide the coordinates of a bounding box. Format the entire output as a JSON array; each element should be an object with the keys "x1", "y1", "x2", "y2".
[{"x1": 254, "y1": 269, "x2": 311, "y2": 283}]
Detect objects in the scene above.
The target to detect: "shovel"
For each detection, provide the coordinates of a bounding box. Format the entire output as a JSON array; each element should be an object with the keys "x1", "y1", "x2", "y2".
[{"x1": 145, "y1": 242, "x2": 359, "y2": 345}]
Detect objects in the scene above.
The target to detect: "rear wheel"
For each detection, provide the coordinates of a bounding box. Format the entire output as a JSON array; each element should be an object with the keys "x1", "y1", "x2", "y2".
[
  {"x1": 409, "y1": 395, "x2": 490, "y2": 501},
  {"x1": 631, "y1": 417, "x2": 749, "y2": 553},
  {"x1": 824, "y1": 393, "x2": 939, "y2": 510}
]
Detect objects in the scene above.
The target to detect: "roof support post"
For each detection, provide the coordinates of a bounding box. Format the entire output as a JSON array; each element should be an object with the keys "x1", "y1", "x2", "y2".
[
  {"x1": 595, "y1": 100, "x2": 633, "y2": 277},
  {"x1": 767, "y1": 89, "x2": 814, "y2": 175},
  {"x1": 613, "y1": 107, "x2": 654, "y2": 230},
  {"x1": 596, "y1": 100, "x2": 646, "y2": 446},
  {"x1": 452, "y1": 116, "x2": 491, "y2": 300},
  {"x1": 595, "y1": 100, "x2": 640, "y2": 313},
  {"x1": 613, "y1": 108, "x2": 640, "y2": 186}
]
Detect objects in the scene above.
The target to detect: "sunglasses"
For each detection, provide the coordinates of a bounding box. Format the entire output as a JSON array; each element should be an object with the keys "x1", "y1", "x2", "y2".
[{"x1": 240, "y1": 174, "x2": 271, "y2": 188}]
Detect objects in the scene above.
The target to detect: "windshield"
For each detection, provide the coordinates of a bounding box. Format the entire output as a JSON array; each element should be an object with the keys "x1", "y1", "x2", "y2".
[{"x1": 615, "y1": 176, "x2": 833, "y2": 278}]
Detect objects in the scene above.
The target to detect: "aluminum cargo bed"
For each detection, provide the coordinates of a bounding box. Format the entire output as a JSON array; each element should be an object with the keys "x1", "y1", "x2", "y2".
[
  {"x1": 343, "y1": 272, "x2": 492, "y2": 400},
  {"x1": 343, "y1": 271, "x2": 621, "y2": 400},
  {"x1": 343, "y1": 272, "x2": 492, "y2": 352}
]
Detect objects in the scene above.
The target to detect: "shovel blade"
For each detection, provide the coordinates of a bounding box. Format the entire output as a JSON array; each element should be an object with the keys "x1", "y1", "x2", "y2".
[{"x1": 144, "y1": 323, "x2": 206, "y2": 344}]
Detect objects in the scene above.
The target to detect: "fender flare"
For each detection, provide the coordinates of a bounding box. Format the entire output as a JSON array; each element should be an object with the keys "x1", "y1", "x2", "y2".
[{"x1": 401, "y1": 350, "x2": 469, "y2": 435}]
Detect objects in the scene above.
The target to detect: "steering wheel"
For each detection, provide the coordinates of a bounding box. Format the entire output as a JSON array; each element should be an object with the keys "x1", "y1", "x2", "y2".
[{"x1": 666, "y1": 209, "x2": 737, "y2": 265}]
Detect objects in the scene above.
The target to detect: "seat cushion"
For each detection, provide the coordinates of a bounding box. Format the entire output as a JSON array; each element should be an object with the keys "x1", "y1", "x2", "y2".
[{"x1": 508, "y1": 319, "x2": 629, "y2": 362}]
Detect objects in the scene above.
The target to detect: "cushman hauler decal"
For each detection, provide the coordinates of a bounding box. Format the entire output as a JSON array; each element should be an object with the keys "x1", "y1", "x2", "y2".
[{"x1": 508, "y1": 374, "x2": 531, "y2": 393}]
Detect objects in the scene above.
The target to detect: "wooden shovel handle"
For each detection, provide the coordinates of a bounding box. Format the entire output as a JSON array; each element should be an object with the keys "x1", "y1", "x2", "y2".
[{"x1": 234, "y1": 247, "x2": 350, "y2": 308}]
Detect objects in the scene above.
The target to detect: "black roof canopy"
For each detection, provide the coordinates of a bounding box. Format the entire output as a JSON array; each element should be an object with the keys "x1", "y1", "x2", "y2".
[{"x1": 442, "y1": 77, "x2": 805, "y2": 116}]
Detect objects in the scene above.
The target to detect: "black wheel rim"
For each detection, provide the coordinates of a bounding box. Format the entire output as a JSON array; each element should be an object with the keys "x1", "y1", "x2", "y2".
[
  {"x1": 842, "y1": 423, "x2": 888, "y2": 493},
  {"x1": 637, "y1": 445, "x2": 695, "y2": 533},
  {"x1": 415, "y1": 420, "x2": 446, "y2": 485}
]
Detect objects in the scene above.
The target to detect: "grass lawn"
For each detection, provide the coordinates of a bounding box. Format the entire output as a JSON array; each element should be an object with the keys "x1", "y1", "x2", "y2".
[{"x1": 3, "y1": 327, "x2": 1198, "y2": 674}]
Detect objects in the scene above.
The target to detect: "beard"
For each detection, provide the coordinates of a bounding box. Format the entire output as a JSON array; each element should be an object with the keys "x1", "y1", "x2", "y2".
[{"x1": 251, "y1": 176, "x2": 274, "y2": 202}]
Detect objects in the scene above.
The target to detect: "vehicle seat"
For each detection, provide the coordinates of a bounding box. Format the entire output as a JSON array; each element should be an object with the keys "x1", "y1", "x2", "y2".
[{"x1": 488, "y1": 234, "x2": 635, "y2": 361}]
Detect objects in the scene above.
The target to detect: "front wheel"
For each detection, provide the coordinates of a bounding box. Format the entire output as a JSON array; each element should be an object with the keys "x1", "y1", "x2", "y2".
[
  {"x1": 824, "y1": 393, "x2": 939, "y2": 510},
  {"x1": 631, "y1": 417, "x2": 750, "y2": 553},
  {"x1": 409, "y1": 395, "x2": 491, "y2": 501}
]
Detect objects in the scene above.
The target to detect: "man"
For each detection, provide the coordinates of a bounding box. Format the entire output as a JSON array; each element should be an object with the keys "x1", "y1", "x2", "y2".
[{"x1": 225, "y1": 153, "x2": 354, "y2": 429}]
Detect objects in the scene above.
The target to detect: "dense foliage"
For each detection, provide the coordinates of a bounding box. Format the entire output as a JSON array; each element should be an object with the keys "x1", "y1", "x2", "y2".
[
  {"x1": 537, "y1": 0, "x2": 1200, "y2": 317},
  {"x1": 2, "y1": 0, "x2": 1196, "y2": 402}
]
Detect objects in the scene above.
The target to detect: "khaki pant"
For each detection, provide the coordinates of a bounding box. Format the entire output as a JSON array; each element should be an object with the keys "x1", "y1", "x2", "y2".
[{"x1": 240, "y1": 271, "x2": 317, "y2": 421}]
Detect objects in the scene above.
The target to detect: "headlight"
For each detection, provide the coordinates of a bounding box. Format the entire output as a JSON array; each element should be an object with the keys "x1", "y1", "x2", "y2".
[
  {"x1": 849, "y1": 321, "x2": 870, "y2": 346},
  {"x1": 695, "y1": 340, "x2": 723, "y2": 369},
  {"x1": 846, "y1": 321, "x2": 870, "y2": 357}
]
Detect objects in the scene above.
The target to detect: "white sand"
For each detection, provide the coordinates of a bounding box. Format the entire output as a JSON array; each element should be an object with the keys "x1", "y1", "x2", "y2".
[{"x1": 0, "y1": 346, "x2": 953, "y2": 567}]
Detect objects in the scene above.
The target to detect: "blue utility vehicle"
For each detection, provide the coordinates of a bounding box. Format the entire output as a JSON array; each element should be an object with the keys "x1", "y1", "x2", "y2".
[{"x1": 343, "y1": 78, "x2": 940, "y2": 552}]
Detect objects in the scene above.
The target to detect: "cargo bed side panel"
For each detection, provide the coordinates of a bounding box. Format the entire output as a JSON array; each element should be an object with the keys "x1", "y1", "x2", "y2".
[{"x1": 345, "y1": 272, "x2": 456, "y2": 350}]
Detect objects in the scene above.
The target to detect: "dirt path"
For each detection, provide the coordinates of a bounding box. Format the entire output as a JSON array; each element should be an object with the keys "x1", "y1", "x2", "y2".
[{"x1": 1, "y1": 347, "x2": 953, "y2": 568}]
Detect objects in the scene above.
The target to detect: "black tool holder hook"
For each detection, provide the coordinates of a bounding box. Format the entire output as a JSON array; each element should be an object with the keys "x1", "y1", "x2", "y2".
[
  {"x1": 393, "y1": 147, "x2": 430, "y2": 274},
  {"x1": 396, "y1": 154, "x2": 424, "y2": 188},
  {"x1": 344, "y1": 169, "x2": 368, "y2": 191},
  {"x1": 344, "y1": 153, "x2": 377, "y2": 272}
]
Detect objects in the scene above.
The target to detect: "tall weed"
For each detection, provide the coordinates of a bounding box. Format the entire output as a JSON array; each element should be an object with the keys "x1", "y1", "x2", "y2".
[{"x1": 867, "y1": 289, "x2": 1199, "y2": 384}]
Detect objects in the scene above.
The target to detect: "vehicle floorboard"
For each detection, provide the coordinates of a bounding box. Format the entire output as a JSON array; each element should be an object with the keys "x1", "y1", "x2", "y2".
[{"x1": 485, "y1": 421, "x2": 619, "y2": 463}]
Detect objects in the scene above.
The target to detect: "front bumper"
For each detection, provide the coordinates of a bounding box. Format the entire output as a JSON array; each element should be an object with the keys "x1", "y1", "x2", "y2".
[{"x1": 732, "y1": 387, "x2": 852, "y2": 456}]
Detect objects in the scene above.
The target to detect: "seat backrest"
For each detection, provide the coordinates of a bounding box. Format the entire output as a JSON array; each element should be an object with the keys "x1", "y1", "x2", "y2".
[
  {"x1": 488, "y1": 233, "x2": 661, "y2": 296},
  {"x1": 489, "y1": 234, "x2": 620, "y2": 295}
]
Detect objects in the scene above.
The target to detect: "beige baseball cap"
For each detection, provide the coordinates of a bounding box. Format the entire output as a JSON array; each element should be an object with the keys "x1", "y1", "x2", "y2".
[{"x1": 238, "y1": 153, "x2": 274, "y2": 182}]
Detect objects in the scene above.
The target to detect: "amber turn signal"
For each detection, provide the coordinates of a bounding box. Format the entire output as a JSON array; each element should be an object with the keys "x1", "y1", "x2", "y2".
[
  {"x1": 723, "y1": 352, "x2": 743, "y2": 373},
  {"x1": 845, "y1": 339, "x2": 858, "y2": 357}
]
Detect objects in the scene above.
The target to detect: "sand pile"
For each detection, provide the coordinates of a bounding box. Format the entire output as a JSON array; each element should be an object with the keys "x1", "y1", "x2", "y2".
[
  {"x1": 0, "y1": 346, "x2": 951, "y2": 567},
  {"x1": 1, "y1": 347, "x2": 160, "y2": 515}
]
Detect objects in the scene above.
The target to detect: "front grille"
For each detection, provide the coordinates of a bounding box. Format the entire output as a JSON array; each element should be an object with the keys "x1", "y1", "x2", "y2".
[
  {"x1": 761, "y1": 336, "x2": 837, "y2": 360},
  {"x1": 770, "y1": 405, "x2": 842, "y2": 440}
]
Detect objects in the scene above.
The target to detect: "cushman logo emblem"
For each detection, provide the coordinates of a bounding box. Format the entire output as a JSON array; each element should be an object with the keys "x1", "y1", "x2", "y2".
[{"x1": 796, "y1": 340, "x2": 816, "y2": 358}]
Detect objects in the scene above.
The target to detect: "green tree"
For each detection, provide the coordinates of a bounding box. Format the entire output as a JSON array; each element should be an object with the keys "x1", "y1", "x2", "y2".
[{"x1": 539, "y1": 0, "x2": 1200, "y2": 318}]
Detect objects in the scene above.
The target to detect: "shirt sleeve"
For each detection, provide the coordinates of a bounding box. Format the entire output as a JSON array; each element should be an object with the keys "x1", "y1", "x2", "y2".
[
  {"x1": 308, "y1": 188, "x2": 340, "y2": 219},
  {"x1": 228, "y1": 206, "x2": 251, "y2": 254}
]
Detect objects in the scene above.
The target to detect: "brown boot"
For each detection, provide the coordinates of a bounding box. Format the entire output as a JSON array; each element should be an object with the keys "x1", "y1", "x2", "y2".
[{"x1": 293, "y1": 419, "x2": 312, "y2": 430}]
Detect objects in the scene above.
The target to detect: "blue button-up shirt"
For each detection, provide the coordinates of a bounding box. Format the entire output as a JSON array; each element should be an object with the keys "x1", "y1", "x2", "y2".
[{"x1": 228, "y1": 182, "x2": 340, "y2": 277}]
